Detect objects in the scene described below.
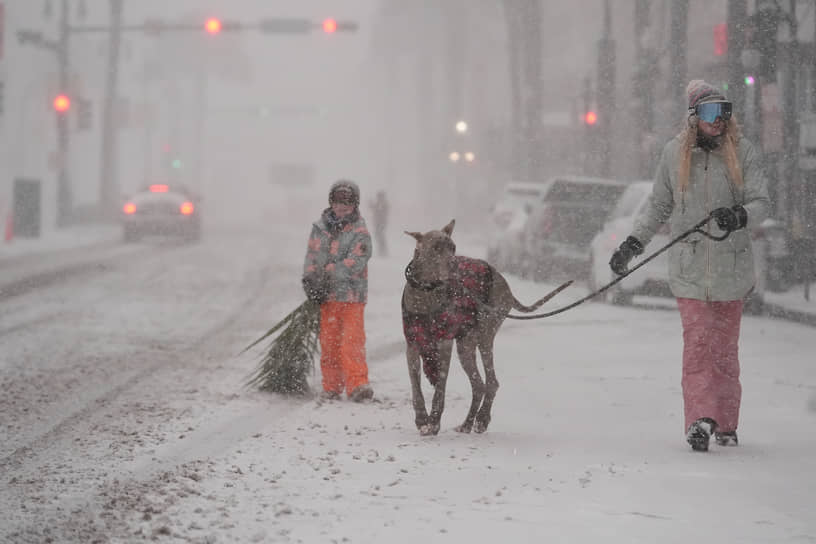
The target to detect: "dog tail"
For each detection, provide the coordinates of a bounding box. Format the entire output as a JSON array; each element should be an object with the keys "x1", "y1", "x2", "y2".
[{"x1": 511, "y1": 280, "x2": 573, "y2": 313}]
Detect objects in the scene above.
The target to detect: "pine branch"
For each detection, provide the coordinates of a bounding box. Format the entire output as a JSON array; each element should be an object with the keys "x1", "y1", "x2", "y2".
[{"x1": 244, "y1": 300, "x2": 321, "y2": 396}]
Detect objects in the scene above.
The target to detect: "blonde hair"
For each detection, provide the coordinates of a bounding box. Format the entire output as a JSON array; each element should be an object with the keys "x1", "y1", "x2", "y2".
[{"x1": 676, "y1": 116, "x2": 743, "y2": 193}]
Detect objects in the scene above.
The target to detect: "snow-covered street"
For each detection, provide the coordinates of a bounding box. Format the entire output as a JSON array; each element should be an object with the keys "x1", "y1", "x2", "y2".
[
  {"x1": 5, "y1": 1, "x2": 816, "y2": 542},
  {"x1": 1, "y1": 221, "x2": 814, "y2": 543}
]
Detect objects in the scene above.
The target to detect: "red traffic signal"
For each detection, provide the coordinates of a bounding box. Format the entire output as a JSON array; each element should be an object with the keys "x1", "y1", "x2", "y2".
[
  {"x1": 204, "y1": 17, "x2": 222, "y2": 34},
  {"x1": 322, "y1": 18, "x2": 337, "y2": 33},
  {"x1": 584, "y1": 110, "x2": 598, "y2": 126},
  {"x1": 53, "y1": 94, "x2": 71, "y2": 113},
  {"x1": 714, "y1": 23, "x2": 727, "y2": 56}
]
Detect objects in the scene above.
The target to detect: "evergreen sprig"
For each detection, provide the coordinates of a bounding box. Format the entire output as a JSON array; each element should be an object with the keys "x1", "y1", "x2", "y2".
[{"x1": 243, "y1": 299, "x2": 321, "y2": 395}]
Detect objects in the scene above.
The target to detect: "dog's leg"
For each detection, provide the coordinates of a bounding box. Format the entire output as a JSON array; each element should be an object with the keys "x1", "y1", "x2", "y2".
[
  {"x1": 454, "y1": 335, "x2": 484, "y2": 433},
  {"x1": 425, "y1": 339, "x2": 453, "y2": 436},
  {"x1": 405, "y1": 343, "x2": 429, "y2": 430},
  {"x1": 474, "y1": 333, "x2": 500, "y2": 434}
]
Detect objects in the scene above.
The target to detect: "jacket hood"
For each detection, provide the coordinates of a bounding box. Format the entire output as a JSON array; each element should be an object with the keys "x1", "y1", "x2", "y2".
[{"x1": 329, "y1": 180, "x2": 361, "y2": 206}]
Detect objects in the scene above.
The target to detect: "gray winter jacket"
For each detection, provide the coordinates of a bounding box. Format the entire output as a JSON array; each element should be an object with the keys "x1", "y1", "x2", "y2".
[{"x1": 631, "y1": 135, "x2": 770, "y2": 301}]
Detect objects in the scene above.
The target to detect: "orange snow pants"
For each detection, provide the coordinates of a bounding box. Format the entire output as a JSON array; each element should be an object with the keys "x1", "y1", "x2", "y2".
[
  {"x1": 677, "y1": 298, "x2": 743, "y2": 433},
  {"x1": 319, "y1": 301, "x2": 369, "y2": 395}
]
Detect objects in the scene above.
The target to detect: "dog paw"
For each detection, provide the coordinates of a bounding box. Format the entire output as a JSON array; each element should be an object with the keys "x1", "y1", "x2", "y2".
[
  {"x1": 473, "y1": 420, "x2": 490, "y2": 434},
  {"x1": 454, "y1": 423, "x2": 473, "y2": 434},
  {"x1": 419, "y1": 423, "x2": 440, "y2": 436}
]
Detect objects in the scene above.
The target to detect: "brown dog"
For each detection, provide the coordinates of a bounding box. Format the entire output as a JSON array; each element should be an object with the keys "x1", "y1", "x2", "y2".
[{"x1": 402, "y1": 220, "x2": 571, "y2": 436}]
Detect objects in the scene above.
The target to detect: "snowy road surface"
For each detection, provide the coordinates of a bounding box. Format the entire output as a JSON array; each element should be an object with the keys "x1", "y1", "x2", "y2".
[{"x1": 1, "y1": 223, "x2": 814, "y2": 543}]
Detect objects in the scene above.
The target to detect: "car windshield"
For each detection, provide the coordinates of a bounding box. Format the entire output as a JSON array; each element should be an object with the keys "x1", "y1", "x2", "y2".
[
  {"x1": 536, "y1": 204, "x2": 621, "y2": 246},
  {"x1": 534, "y1": 181, "x2": 627, "y2": 247}
]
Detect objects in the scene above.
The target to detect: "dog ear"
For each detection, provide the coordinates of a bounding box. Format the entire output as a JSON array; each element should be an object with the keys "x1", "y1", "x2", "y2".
[
  {"x1": 404, "y1": 231, "x2": 423, "y2": 242},
  {"x1": 442, "y1": 219, "x2": 455, "y2": 237}
]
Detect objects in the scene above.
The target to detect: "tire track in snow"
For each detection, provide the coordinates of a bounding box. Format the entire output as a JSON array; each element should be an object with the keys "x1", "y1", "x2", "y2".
[
  {"x1": 0, "y1": 285, "x2": 404, "y2": 542},
  {"x1": 0, "y1": 258, "x2": 279, "y2": 472}
]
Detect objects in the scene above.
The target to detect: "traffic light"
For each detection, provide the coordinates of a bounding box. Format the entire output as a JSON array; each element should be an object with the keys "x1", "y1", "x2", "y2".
[
  {"x1": 713, "y1": 23, "x2": 727, "y2": 56},
  {"x1": 322, "y1": 18, "x2": 337, "y2": 33},
  {"x1": 584, "y1": 110, "x2": 598, "y2": 126},
  {"x1": 53, "y1": 94, "x2": 71, "y2": 113},
  {"x1": 204, "y1": 17, "x2": 222, "y2": 34}
]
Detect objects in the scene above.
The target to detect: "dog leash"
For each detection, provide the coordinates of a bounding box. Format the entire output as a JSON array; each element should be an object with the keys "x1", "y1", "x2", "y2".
[{"x1": 505, "y1": 214, "x2": 734, "y2": 320}]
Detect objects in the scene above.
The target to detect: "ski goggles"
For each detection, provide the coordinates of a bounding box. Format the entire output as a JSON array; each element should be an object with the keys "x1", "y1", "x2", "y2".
[{"x1": 690, "y1": 101, "x2": 732, "y2": 123}]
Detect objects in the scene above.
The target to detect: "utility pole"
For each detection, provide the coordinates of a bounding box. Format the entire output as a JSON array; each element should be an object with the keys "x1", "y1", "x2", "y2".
[
  {"x1": 99, "y1": 0, "x2": 122, "y2": 217},
  {"x1": 55, "y1": 0, "x2": 72, "y2": 227},
  {"x1": 17, "y1": 0, "x2": 79, "y2": 227},
  {"x1": 781, "y1": 0, "x2": 798, "y2": 224},
  {"x1": 190, "y1": 68, "x2": 207, "y2": 193},
  {"x1": 596, "y1": 0, "x2": 616, "y2": 177},
  {"x1": 501, "y1": 0, "x2": 541, "y2": 182},
  {"x1": 633, "y1": 0, "x2": 655, "y2": 178},
  {"x1": 141, "y1": 60, "x2": 153, "y2": 183},
  {"x1": 502, "y1": 1, "x2": 524, "y2": 181},
  {"x1": 520, "y1": 0, "x2": 542, "y2": 181},
  {"x1": 669, "y1": 0, "x2": 688, "y2": 117},
  {"x1": 727, "y1": 0, "x2": 748, "y2": 118}
]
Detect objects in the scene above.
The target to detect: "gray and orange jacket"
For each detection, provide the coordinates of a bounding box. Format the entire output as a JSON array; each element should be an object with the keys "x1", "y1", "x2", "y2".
[{"x1": 303, "y1": 209, "x2": 372, "y2": 303}]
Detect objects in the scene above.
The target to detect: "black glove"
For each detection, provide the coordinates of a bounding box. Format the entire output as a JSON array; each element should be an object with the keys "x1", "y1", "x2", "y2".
[
  {"x1": 302, "y1": 272, "x2": 330, "y2": 304},
  {"x1": 711, "y1": 205, "x2": 747, "y2": 231},
  {"x1": 609, "y1": 236, "x2": 644, "y2": 276}
]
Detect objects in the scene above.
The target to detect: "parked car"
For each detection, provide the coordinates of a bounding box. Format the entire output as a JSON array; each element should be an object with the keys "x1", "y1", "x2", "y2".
[
  {"x1": 588, "y1": 180, "x2": 767, "y2": 313},
  {"x1": 486, "y1": 180, "x2": 553, "y2": 274},
  {"x1": 520, "y1": 176, "x2": 629, "y2": 281},
  {"x1": 121, "y1": 183, "x2": 201, "y2": 243}
]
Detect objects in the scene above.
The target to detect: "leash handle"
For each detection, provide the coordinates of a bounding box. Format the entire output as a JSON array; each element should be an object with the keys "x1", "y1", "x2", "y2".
[{"x1": 507, "y1": 214, "x2": 731, "y2": 320}]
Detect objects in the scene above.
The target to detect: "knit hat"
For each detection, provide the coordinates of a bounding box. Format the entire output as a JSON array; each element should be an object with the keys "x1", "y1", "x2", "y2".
[
  {"x1": 687, "y1": 79, "x2": 727, "y2": 109},
  {"x1": 328, "y1": 179, "x2": 360, "y2": 206}
]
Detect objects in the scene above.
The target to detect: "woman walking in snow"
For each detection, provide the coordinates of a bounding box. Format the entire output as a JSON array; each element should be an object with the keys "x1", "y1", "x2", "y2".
[
  {"x1": 609, "y1": 80, "x2": 770, "y2": 451},
  {"x1": 302, "y1": 180, "x2": 374, "y2": 402}
]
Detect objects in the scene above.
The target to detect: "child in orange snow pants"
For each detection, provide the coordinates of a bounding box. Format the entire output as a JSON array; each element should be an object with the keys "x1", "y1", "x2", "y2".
[{"x1": 319, "y1": 301, "x2": 368, "y2": 395}]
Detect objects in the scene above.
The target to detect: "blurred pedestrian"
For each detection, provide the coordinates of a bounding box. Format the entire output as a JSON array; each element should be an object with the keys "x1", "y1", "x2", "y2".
[
  {"x1": 302, "y1": 180, "x2": 374, "y2": 402},
  {"x1": 609, "y1": 80, "x2": 770, "y2": 451},
  {"x1": 369, "y1": 190, "x2": 390, "y2": 257}
]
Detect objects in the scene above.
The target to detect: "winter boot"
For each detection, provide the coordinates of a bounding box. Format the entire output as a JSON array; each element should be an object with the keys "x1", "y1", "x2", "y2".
[
  {"x1": 318, "y1": 390, "x2": 341, "y2": 401},
  {"x1": 714, "y1": 431, "x2": 738, "y2": 447},
  {"x1": 686, "y1": 417, "x2": 718, "y2": 452},
  {"x1": 349, "y1": 384, "x2": 374, "y2": 403}
]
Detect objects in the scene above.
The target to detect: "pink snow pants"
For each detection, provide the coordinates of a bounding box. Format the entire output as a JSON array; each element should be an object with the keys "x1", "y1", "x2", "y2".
[{"x1": 676, "y1": 297, "x2": 743, "y2": 433}]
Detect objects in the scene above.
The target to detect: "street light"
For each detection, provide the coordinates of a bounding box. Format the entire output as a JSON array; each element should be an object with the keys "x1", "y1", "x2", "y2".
[
  {"x1": 464, "y1": 151, "x2": 475, "y2": 162},
  {"x1": 449, "y1": 151, "x2": 461, "y2": 163},
  {"x1": 455, "y1": 120, "x2": 468, "y2": 134}
]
